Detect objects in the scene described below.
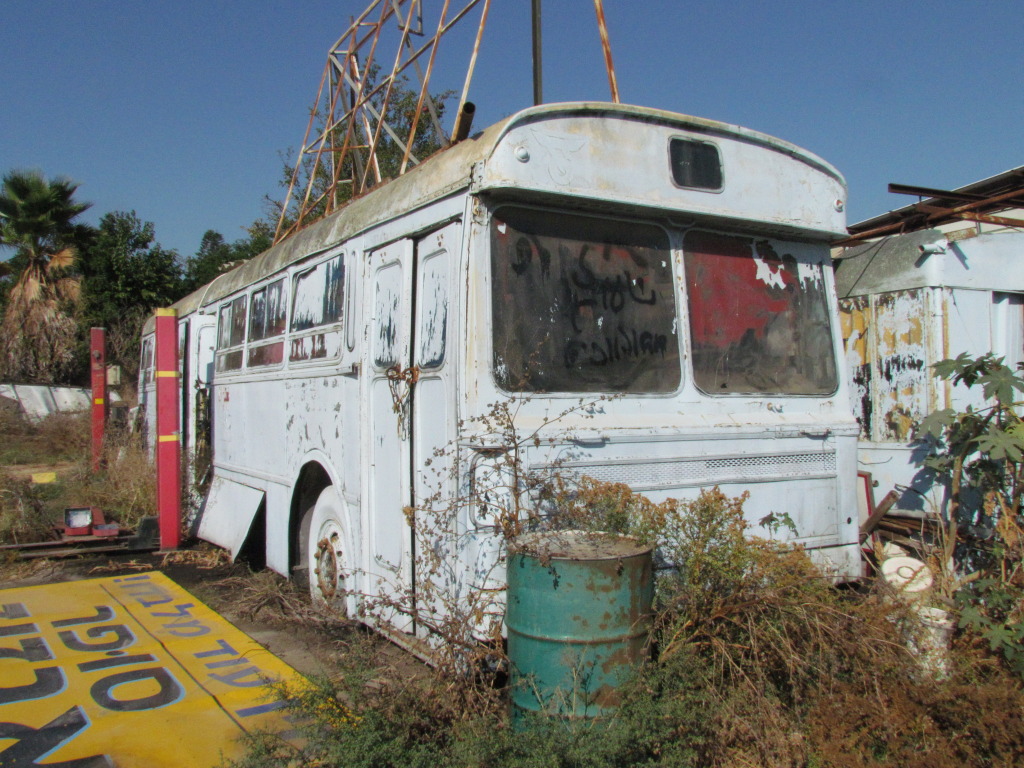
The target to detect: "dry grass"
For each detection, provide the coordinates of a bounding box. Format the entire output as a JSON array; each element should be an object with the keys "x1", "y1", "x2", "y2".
[
  {"x1": 87, "y1": 558, "x2": 156, "y2": 575},
  {"x1": 160, "y1": 546, "x2": 233, "y2": 570},
  {"x1": 67, "y1": 445, "x2": 157, "y2": 532},
  {"x1": 0, "y1": 407, "x2": 159, "y2": 542},
  {"x1": 226, "y1": 483, "x2": 1024, "y2": 768},
  {"x1": 210, "y1": 570, "x2": 342, "y2": 627},
  {"x1": 0, "y1": 469, "x2": 61, "y2": 544},
  {"x1": 0, "y1": 551, "x2": 66, "y2": 584},
  {"x1": 0, "y1": 408, "x2": 90, "y2": 465}
]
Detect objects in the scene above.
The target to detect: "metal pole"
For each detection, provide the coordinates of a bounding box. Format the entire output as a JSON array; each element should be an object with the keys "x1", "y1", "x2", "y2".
[
  {"x1": 89, "y1": 328, "x2": 106, "y2": 474},
  {"x1": 593, "y1": 0, "x2": 619, "y2": 103},
  {"x1": 154, "y1": 308, "x2": 181, "y2": 550},
  {"x1": 532, "y1": 0, "x2": 542, "y2": 105},
  {"x1": 454, "y1": 0, "x2": 490, "y2": 143}
]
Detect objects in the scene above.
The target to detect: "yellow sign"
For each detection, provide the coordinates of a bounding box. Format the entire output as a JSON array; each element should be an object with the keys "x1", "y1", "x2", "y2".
[{"x1": 1, "y1": 572, "x2": 304, "y2": 767}]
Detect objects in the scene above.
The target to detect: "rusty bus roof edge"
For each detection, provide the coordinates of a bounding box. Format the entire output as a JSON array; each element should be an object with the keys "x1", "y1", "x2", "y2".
[{"x1": 144, "y1": 102, "x2": 845, "y2": 335}]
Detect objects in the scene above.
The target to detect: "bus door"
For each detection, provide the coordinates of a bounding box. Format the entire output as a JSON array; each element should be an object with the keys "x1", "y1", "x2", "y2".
[
  {"x1": 368, "y1": 238, "x2": 415, "y2": 631},
  {"x1": 410, "y1": 222, "x2": 459, "y2": 632},
  {"x1": 367, "y1": 221, "x2": 460, "y2": 633}
]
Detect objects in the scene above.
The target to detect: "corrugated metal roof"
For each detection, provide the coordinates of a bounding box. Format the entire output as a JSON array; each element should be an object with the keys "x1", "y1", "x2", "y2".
[{"x1": 847, "y1": 165, "x2": 1024, "y2": 238}]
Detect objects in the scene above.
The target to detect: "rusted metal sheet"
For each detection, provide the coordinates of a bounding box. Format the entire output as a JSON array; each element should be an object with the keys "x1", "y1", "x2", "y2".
[
  {"x1": 873, "y1": 290, "x2": 930, "y2": 442},
  {"x1": 842, "y1": 290, "x2": 932, "y2": 443},
  {"x1": 839, "y1": 296, "x2": 872, "y2": 438}
]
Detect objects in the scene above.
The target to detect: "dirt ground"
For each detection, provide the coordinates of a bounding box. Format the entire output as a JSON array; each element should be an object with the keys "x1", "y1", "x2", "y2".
[{"x1": 0, "y1": 545, "x2": 416, "y2": 684}]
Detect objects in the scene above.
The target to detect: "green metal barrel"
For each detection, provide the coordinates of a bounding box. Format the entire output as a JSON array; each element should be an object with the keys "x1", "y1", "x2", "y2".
[{"x1": 506, "y1": 530, "x2": 654, "y2": 722}]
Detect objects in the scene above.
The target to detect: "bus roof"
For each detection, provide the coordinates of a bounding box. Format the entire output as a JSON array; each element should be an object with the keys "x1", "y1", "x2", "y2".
[{"x1": 145, "y1": 102, "x2": 845, "y2": 334}]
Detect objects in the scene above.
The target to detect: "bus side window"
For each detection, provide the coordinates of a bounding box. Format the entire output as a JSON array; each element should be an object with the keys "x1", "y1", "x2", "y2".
[
  {"x1": 417, "y1": 248, "x2": 449, "y2": 369},
  {"x1": 216, "y1": 295, "x2": 247, "y2": 372},
  {"x1": 140, "y1": 338, "x2": 154, "y2": 387},
  {"x1": 290, "y1": 254, "x2": 345, "y2": 363},
  {"x1": 248, "y1": 278, "x2": 287, "y2": 367},
  {"x1": 345, "y1": 251, "x2": 357, "y2": 352}
]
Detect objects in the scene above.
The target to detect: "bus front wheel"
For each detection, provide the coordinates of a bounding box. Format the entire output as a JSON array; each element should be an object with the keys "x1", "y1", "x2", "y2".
[{"x1": 306, "y1": 486, "x2": 348, "y2": 616}]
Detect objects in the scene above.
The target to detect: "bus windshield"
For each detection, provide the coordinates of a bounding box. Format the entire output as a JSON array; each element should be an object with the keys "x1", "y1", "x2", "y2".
[
  {"x1": 490, "y1": 206, "x2": 680, "y2": 393},
  {"x1": 684, "y1": 230, "x2": 838, "y2": 395},
  {"x1": 490, "y1": 210, "x2": 838, "y2": 397}
]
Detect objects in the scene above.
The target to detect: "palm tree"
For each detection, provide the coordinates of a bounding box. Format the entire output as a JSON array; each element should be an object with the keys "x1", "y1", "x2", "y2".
[{"x1": 0, "y1": 169, "x2": 91, "y2": 383}]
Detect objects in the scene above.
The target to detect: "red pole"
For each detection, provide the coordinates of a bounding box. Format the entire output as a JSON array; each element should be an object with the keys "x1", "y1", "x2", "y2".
[
  {"x1": 89, "y1": 327, "x2": 107, "y2": 473},
  {"x1": 154, "y1": 308, "x2": 181, "y2": 549}
]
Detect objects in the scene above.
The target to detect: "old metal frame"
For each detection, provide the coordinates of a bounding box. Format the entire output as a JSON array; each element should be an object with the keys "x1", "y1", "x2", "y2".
[
  {"x1": 840, "y1": 167, "x2": 1024, "y2": 245},
  {"x1": 275, "y1": 0, "x2": 488, "y2": 243},
  {"x1": 274, "y1": 0, "x2": 622, "y2": 244}
]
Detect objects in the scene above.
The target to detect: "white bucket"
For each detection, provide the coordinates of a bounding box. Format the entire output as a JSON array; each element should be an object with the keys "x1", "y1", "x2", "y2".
[
  {"x1": 881, "y1": 556, "x2": 933, "y2": 601},
  {"x1": 912, "y1": 606, "x2": 955, "y2": 679}
]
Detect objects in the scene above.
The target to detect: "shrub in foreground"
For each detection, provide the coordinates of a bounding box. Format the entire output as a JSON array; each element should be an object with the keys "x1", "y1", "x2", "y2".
[{"x1": 228, "y1": 485, "x2": 1024, "y2": 768}]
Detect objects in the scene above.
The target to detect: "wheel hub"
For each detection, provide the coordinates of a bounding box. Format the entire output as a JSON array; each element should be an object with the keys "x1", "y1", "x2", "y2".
[{"x1": 315, "y1": 535, "x2": 340, "y2": 599}]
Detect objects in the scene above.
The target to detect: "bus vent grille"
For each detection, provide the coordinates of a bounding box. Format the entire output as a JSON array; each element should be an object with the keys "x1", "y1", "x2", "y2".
[{"x1": 551, "y1": 451, "x2": 837, "y2": 491}]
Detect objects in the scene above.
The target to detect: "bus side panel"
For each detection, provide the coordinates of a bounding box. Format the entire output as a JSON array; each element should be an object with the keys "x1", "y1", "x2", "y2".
[{"x1": 282, "y1": 373, "x2": 362, "y2": 538}]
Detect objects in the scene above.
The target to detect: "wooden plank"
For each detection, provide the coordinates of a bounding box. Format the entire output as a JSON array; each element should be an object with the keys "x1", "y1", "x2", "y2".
[
  {"x1": 14, "y1": 544, "x2": 134, "y2": 560},
  {"x1": 859, "y1": 489, "x2": 900, "y2": 540},
  {"x1": 0, "y1": 535, "x2": 155, "y2": 559}
]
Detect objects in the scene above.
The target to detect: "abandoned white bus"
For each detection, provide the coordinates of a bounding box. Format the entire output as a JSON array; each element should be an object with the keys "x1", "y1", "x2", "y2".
[{"x1": 141, "y1": 102, "x2": 860, "y2": 643}]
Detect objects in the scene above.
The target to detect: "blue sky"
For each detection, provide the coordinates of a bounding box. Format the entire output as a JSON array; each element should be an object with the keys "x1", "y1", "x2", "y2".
[{"x1": 2, "y1": 1, "x2": 1021, "y2": 258}]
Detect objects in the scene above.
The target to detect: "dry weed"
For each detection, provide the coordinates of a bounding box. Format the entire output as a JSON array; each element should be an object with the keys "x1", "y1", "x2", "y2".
[
  {"x1": 0, "y1": 552, "x2": 65, "y2": 584},
  {"x1": 0, "y1": 408, "x2": 157, "y2": 543},
  {"x1": 88, "y1": 558, "x2": 155, "y2": 575},
  {"x1": 160, "y1": 546, "x2": 232, "y2": 570},
  {"x1": 805, "y1": 666, "x2": 1024, "y2": 767},
  {"x1": 0, "y1": 409, "x2": 89, "y2": 465},
  {"x1": 227, "y1": 479, "x2": 1024, "y2": 768},
  {"x1": 57, "y1": 431, "x2": 156, "y2": 531},
  {"x1": 33, "y1": 411, "x2": 91, "y2": 457},
  {"x1": 212, "y1": 570, "x2": 339, "y2": 626},
  {"x1": 0, "y1": 469, "x2": 57, "y2": 544}
]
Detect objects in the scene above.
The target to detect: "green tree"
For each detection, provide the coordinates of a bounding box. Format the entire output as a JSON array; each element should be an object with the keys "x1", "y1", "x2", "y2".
[
  {"x1": 271, "y1": 71, "x2": 454, "y2": 238},
  {"x1": 182, "y1": 220, "x2": 273, "y2": 294},
  {"x1": 79, "y1": 211, "x2": 184, "y2": 379},
  {"x1": 0, "y1": 169, "x2": 92, "y2": 383}
]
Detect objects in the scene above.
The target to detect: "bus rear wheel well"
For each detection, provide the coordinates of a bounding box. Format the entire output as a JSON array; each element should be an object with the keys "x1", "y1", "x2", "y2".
[{"x1": 289, "y1": 462, "x2": 333, "y2": 582}]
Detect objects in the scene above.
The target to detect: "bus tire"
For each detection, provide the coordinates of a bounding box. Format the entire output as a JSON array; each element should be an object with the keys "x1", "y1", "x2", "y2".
[{"x1": 306, "y1": 486, "x2": 348, "y2": 616}]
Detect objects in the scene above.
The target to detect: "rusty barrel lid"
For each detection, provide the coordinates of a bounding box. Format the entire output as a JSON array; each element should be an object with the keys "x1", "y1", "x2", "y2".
[{"x1": 509, "y1": 529, "x2": 653, "y2": 561}]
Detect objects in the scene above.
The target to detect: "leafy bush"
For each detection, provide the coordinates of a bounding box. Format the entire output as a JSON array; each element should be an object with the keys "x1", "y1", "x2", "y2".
[{"x1": 916, "y1": 353, "x2": 1024, "y2": 677}]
